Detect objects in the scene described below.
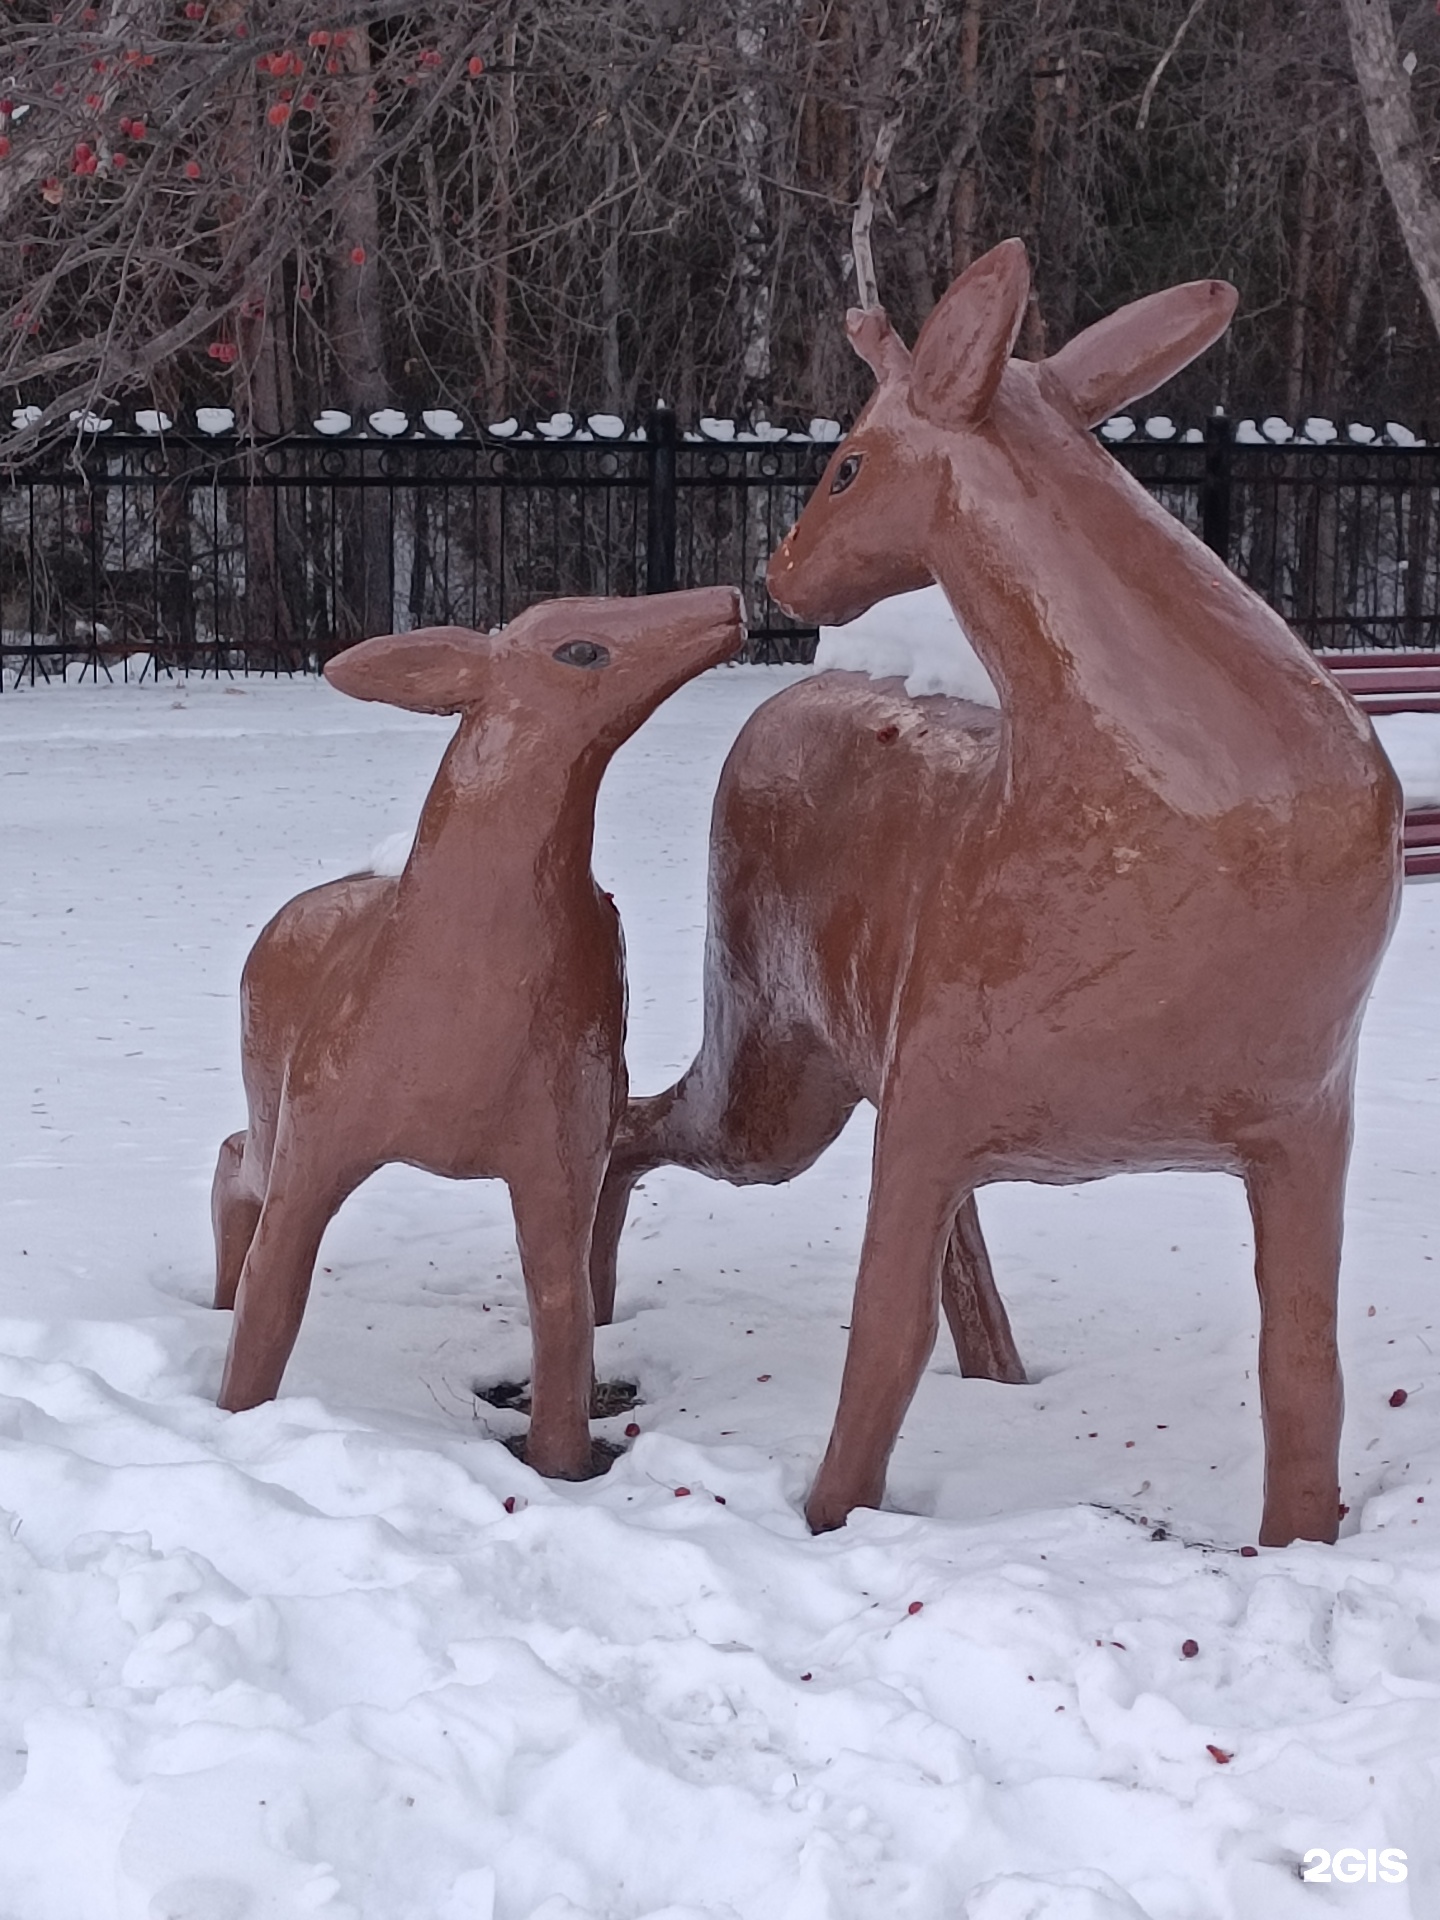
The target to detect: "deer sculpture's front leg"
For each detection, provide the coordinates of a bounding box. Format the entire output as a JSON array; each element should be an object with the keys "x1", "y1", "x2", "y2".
[
  {"x1": 218, "y1": 1109, "x2": 367, "y2": 1412},
  {"x1": 508, "y1": 1138, "x2": 606, "y2": 1480}
]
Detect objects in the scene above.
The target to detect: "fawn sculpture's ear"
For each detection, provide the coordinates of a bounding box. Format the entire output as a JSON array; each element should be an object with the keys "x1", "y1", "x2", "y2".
[
  {"x1": 845, "y1": 307, "x2": 913, "y2": 385},
  {"x1": 1044, "y1": 279, "x2": 1238, "y2": 428},
  {"x1": 324, "y1": 627, "x2": 488, "y2": 714},
  {"x1": 907, "y1": 238, "x2": 1030, "y2": 429}
]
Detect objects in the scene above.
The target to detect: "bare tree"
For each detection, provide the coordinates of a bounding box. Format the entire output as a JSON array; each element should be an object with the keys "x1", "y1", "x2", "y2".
[
  {"x1": 1339, "y1": 0, "x2": 1440, "y2": 340},
  {"x1": 4, "y1": 0, "x2": 1440, "y2": 458}
]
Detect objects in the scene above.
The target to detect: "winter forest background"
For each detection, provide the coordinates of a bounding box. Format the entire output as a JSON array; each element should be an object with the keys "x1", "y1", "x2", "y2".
[{"x1": 4, "y1": 0, "x2": 1440, "y2": 456}]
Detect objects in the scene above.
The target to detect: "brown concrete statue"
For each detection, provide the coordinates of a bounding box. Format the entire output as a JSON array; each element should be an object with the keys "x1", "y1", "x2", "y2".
[
  {"x1": 592, "y1": 241, "x2": 1402, "y2": 1545},
  {"x1": 212, "y1": 587, "x2": 745, "y2": 1476}
]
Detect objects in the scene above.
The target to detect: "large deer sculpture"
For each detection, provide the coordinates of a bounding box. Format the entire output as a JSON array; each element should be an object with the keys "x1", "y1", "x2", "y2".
[
  {"x1": 211, "y1": 588, "x2": 744, "y2": 1477},
  {"x1": 591, "y1": 242, "x2": 1402, "y2": 1546}
]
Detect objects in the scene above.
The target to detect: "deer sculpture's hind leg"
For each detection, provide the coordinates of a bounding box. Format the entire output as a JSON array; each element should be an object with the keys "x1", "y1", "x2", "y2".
[
  {"x1": 212, "y1": 1131, "x2": 263, "y2": 1311},
  {"x1": 589, "y1": 1009, "x2": 860, "y2": 1324},
  {"x1": 806, "y1": 1105, "x2": 964, "y2": 1534},
  {"x1": 941, "y1": 1195, "x2": 1026, "y2": 1384},
  {"x1": 1243, "y1": 1099, "x2": 1354, "y2": 1547}
]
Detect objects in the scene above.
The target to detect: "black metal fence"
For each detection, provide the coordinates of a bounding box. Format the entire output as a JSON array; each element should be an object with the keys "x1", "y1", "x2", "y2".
[
  {"x1": 1118, "y1": 417, "x2": 1440, "y2": 654},
  {"x1": 3, "y1": 408, "x2": 1438, "y2": 687}
]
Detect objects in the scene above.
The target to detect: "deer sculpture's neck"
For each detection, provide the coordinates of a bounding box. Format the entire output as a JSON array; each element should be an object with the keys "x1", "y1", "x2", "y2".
[
  {"x1": 398, "y1": 711, "x2": 607, "y2": 925},
  {"x1": 922, "y1": 369, "x2": 1373, "y2": 810}
]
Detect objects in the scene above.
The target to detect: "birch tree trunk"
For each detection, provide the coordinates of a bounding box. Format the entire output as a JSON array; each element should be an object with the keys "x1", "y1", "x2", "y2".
[
  {"x1": 211, "y1": 0, "x2": 299, "y2": 665},
  {"x1": 1339, "y1": 0, "x2": 1440, "y2": 341},
  {"x1": 948, "y1": 0, "x2": 984, "y2": 275},
  {"x1": 326, "y1": 24, "x2": 393, "y2": 650},
  {"x1": 734, "y1": 3, "x2": 773, "y2": 410},
  {"x1": 488, "y1": 23, "x2": 520, "y2": 418},
  {"x1": 850, "y1": 0, "x2": 940, "y2": 310},
  {"x1": 1286, "y1": 99, "x2": 1321, "y2": 421}
]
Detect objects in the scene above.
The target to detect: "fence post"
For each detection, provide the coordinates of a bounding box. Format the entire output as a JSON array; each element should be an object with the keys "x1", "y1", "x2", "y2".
[
  {"x1": 645, "y1": 403, "x2": 677, "y2": 594},
  {"x1": 1201, "y1": 410, "x2": 1232, "y2": 564}
]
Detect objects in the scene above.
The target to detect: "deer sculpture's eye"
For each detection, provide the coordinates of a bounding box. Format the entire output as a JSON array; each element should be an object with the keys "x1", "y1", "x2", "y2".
[
  {"x1": 553, "y1": 639, "x2": 610, "y2": 669},
  {"x1": 829, "y1": 452, "x2": 863, "y2": 495}
]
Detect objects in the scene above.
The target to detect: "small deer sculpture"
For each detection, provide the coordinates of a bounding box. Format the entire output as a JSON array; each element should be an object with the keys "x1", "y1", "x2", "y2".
[
  {"x1": 592, "y1": 243, "x2": 1402, "y2": 1545},
  {"x1": 212, "y1": 587, "x2": 744, "y2": 1477}
]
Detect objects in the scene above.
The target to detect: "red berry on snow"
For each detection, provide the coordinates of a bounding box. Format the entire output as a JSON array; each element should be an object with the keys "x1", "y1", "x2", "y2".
[
  {"x1": 1390, "y1": 1388, "x2": 1408, "y2": 1407},
  {"x1": 1181, "y1": 1639, "x2": 1199, "y2": 1658}
]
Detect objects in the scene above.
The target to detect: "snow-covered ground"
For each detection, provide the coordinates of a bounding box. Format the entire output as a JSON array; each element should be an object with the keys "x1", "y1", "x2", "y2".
[{"x1": 1, "y1": 663, "x2": 1438, "y2": 1920}]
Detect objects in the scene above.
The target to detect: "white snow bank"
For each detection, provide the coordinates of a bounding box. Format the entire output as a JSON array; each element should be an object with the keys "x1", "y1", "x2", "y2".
[
  {"x1": 814, "y1": 585, "x2": 1000, "y2": 707},
  {"x1": 1, "y1": 675, "x2": 1438, "y2": 1917},
  {"x1": 1373, "y1": 713, "x2": 1440, "y2": 809},
  {"x1": 9, "y1": 1318, "x2": 1434, "y2": 1920},
  {"x1": 367, "y1": 827, "x2": 414, "y2": 876}
]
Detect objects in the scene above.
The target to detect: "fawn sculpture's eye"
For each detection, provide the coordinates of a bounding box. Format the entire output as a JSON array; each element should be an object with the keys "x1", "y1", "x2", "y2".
[
  {"x1": 553, "y1": 639, "x2": 610, "y2": 669},
  {"x1": 829, "y1": 452, "x2": 863, "y2": 495}
]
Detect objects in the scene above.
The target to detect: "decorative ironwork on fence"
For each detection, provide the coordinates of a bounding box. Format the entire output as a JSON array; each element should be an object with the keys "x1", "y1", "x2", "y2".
[
  {"x1": 1116, "y1": 416, "x2": 1440, "y2": 655},
  {"x1": 3, "y1": 408, "x2": 1437, "y2": 687}
]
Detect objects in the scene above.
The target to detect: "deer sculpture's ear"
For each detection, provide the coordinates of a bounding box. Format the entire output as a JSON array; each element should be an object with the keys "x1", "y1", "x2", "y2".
[
  {"x1": 845, "y1": 307, "x2": 913, "y2": 385},
  {"x1": 906, "y1": 238, "x2": 1031, "y2": 429},
  {"x1": 324, "y1": 627, "x2": 488, "y2": 715},
  {"x1": 1044, "y1": 279, "x2": 1238, "y2": 429}
]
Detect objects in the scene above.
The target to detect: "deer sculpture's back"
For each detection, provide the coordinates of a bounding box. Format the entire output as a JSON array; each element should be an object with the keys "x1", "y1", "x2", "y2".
[{"x1": 592, "y1": 243, "x2": 1402, "y2": 1548}]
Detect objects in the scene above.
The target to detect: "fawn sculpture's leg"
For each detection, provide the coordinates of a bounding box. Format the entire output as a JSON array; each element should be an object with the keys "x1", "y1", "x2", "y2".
[
  {"x1": 212, "y1": 1131, "x2": 263, "y2": 1311},
  {"x1": 589, "y1": 1017, "x2": 861, "y2": 1324},
  {"x1": 1243, "y1": 1100, "x2": 1353, "y2": 1547},
  {"x1": 509, "y1": 1152, "x2": 603, "y2": 1479},
  {"x1": 218, "y1": 1122, "x2": 361, "y2": 1412},
  {"x1": 805, "y1": 1112, "x2": 962, "y2": 1534},
  {"x1": 589, "y1": 1152, "x2": 650, "y2": 1327},
  {"x1": 941, "y1": 1194, "x2": 1026, "y2": 1384}
]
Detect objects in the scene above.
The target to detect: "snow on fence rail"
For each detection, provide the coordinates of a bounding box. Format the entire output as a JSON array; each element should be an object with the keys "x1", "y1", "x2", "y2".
[{"x1": 1, "y1": 408, "x2": 1437, "y2": 686}]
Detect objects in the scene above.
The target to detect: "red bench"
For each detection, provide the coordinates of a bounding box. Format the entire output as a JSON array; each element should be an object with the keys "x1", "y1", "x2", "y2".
[{"x1": 1320, "y1": 652, "x2": 1440, "y2": 877}]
